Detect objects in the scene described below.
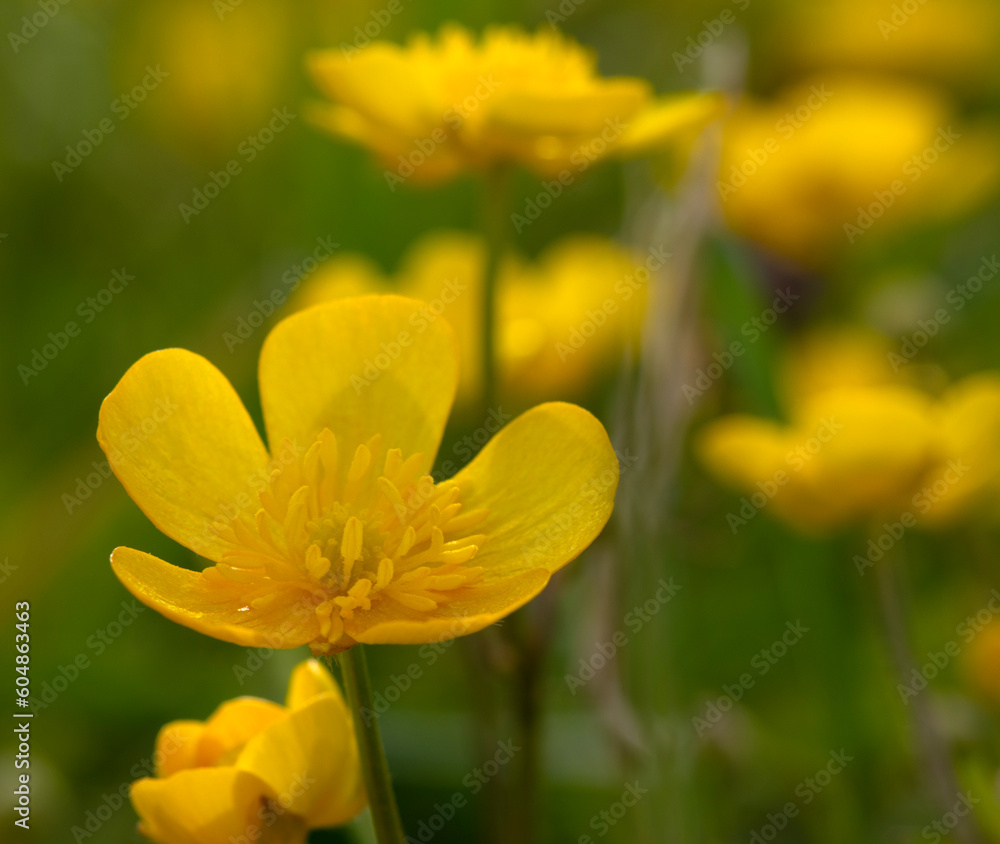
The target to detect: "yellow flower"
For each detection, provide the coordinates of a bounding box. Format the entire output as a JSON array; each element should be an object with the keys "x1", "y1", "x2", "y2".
[
  {"x1": 700, "y1": 384, "x2": 936, "y2": 534},
  {"x1": 131, "y1": 659, "x2": 364, "y2": 844},
  {"x1": 920, "y1": 373, "x2": 1000, "y2": 526},
  {"x1": 307, "y1": 24, "x2": 721, "y2": 183},
  {"x1": 697, "y1": 329, "x2": 1000, "y2": 533},
  {"x1": 119, "y1": 0, "x2": 290, "y2": 155},
  {"x1": 99, "y1": 296, "x2": 618, "y2": 652},
  {"x1": 292, "y1": 231, "x2": 648, "y2": 406},
  {"x1": 718, "y1": 75, "x2": 1000, "y2": 268},
  {"x1": 778, "y1": 327, "x2": 899, "y2": 403},
  {"x1": 963, "y1": 614, "x2": 1000, "y2": 706},
  {"x1": 773, "y1": 0, "x2": 1000, "y2": 94}
]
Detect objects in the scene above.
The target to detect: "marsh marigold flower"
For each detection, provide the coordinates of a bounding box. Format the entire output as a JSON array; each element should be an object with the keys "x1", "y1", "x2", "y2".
[
  {"x1": 131, "y1": 659, "x2": 364, "y2": 844},
  {"x1": 698, "y1": 329, "x2": 1000, "y2": 533},
  {"x1": 292, "y1": 231, "x2": 648, "y2": 406},
  {"x1": 307, "y1": 24, "x2": 721, "y2": 185},
  {"x1": 963, "y1": 612, "x2": 1000, "y2": 706},
  {"x1": 771, "y1": 0, "x2": 1000, "y2": 94},
  {"x1": 122, "y1": 0, "x2": 290, "y2": 155},
  {"x1": 99, "y1": 296, "x2": 618, "y2": 652},
  {"x1": 718, "y1": 76, "x2": 1000, "y2": 268}
]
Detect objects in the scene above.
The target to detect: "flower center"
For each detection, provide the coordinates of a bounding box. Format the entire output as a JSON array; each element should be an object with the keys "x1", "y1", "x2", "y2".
[{"x1": 206, "y1": 429, "x2": 488, "y2": 652}]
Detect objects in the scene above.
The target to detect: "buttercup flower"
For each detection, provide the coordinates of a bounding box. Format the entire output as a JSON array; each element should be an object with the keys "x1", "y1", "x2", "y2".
[
  {"x1": 307, "y1": 24, "x2": 721, "y2": 184},
  {"x1": 697, "y1": 329, "x2": 1000, "y2": 533},
  {"x1": 718, "y1": 76, "x2": 1000, "y2": 268},
  {"x1": 293, "y1": 231, "x2": 648, "y2": 406},
  {"x1": 131, "y1": 659, "x2": 364, "y2": 844},
  {"x1": 123, "y1": 0, "x2": 290, "y2": 154},
  {"x1": 771, "y1": 0, "x2": 1000, "y2": 94},
  {"x1": 99, "y1": 296, "x2": 618, "y2": 652},
  {"x1": 963, "y1": 611, "x2": 1000, "y2": 706}
]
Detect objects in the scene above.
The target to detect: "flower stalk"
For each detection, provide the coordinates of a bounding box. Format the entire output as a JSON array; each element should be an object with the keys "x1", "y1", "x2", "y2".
[
  {"x1": 479, "y1": 165, "x2": 511, "y2": 420},
  {"x1": 336, "y1": 646, "x2": 407, "y2": 844}
]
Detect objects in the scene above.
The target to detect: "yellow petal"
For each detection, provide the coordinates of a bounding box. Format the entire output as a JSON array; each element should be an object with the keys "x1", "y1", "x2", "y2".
[
  {"x1": 307, "y1": 45, "x2": 435, "y2": 139},
  {"x1": 486, "y1": 79, "x2": 650, "y2": 139},
  {"x1": 305, "y1": 103, "x2": 466, "y2": 184},
  {"x1": 449, "y1": 402, "x2": 618, "y2": 579},
  {"x1": 346, "y1": 568, "x2": 550, "y2": 645},
  {"x1": 284, "y1": 659, "x2": 342, "y2": 710},
  {"x1": 111, "y1": 547, "x2": 318, "y2": 648},
  {"x1": 923, "y1": 373, "x2": 1000, "y2": 523},
  {"x1": 131, "y1": 768, "x2": 283, "y2": 844},
  {"x1": 618, "y1": 91, "x2": 727, "y2": 155},
  {"x1": 697, "y1": 416, "x2": 791, "y2": 491},
  {"x1": 236, "y1": 694, "x2": 366, "y2": 828},
  {"x1": 97, "y1": 349, "x2": 270, "y2": 562},
  {"x1": 154, "y1": 721, "x2": 204, "y2": 778},
  {"x1": 795, "y1": 386, "x2": 934, "y2": 504},
  {"x1": 258, "y1": 296, "x2": 459, "y2": 474},
  {"x1": 197, "y1": 698, "x2": 287, "y2": 767}
]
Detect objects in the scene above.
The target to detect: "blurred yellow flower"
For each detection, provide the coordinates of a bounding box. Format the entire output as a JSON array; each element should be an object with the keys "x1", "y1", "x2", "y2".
[
  {"x1": 99, "y1": 296, "x2": 618, "y2": 653},
  {"x1": 293, "y1": 231, "x2": 651, "y2": 406},
  {"x1": 718, "y1": 76, "x2": 1000, "y2": 268},
  {"x1": 779, "y1": 327, "x2": 899, "y2": 403},
  {"x1": 120, "y1": 0, "x2": 290, "y2": 156},
  {"x1": 307, "y1": 24, "x2": 721, "y2": 185},
  {"x1": 700, "y1": 385, "x2": 935, "y2": 534},
  {"x1": 923, "y1": 373, "x2": 1000, "y2": 526},
  {"x1": 131, "y1": 659, "x2": 364, "y2": 844},
  {"x1": 772, "y1": 0, "x2": 1000, "y2": 94},
  {"x1": 698, "y1": 329, "x2": 1000, "y2": 533},
  {"x1": 963, "y1": 610, "x2": 1000, "y2": 706}
]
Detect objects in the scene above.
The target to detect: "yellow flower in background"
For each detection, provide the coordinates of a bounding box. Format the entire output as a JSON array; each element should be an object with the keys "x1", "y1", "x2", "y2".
[
  {"x1": 700, "y1": 385, "x2": 936, "y2": 534},
  {"x1": 963, "y1": 612, "x2": 1000, "y2": 706},
  {"x1": 307, "y1": 24, "x2": 722, "y2": 184},
  {"x1": 119, "y1": 0, "x2": 290, "y2": 156},
  {"x1": 771, "y1": 0, "x2": 1000, "y2": 94},
  {"x1": 131, "y1": 660, "x2": 364, "y2": 844},
  {"x1": 778, "y1": 327, "x2": 899, "y2": 403},
  {"x1": 99, "y1": 296, "x2": 618, "y2": 653},
  {"x1": 293, "y1": 231, "x2": 649, "y2": 407},
  {"x1": 698, "y1": 328, "x2": 1000, "y2": 533},
  {"x1": 923, "y1": 373, "x2": 1000, "y2": 526},
  {"x1": 718, "y1": 76, "x2": 1000, "y2": 269}
]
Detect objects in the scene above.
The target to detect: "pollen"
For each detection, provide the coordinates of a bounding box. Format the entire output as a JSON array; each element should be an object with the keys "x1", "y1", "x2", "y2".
[{"x1": 210, "y1": 429, "x2": 489, "y2": 653}]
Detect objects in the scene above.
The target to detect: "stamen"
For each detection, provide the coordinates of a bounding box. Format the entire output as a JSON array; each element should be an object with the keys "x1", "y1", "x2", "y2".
[
  {"x1": 377, "y1": 476, "x2": 406, "y2": 511},
  {"x1": 305, "y1": 544, "x2": 331, "y2": 580},
  {"x1": 340, "y1": 516, "x2": 364, "y2": 582},
  {"x1": 376, "y1": 558, "x2": 394, "y2": 590},
  {"x1": 213, "y1": 428, "x2": 491, "y2": 648},
  {"x1": 383, "y1": 448, "x2": 403, "y2": 478},
  {"x1": 395, "y1": 526, "x2": 417, "y2": 558},
  {"x1": 390, "y1": 592, "x2": 439, "y2": 611}
]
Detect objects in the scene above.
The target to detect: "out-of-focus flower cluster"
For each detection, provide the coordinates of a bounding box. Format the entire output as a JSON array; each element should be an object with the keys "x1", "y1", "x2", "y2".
[
  {"x1": 699, "y1": 330, "x2": 1000, "y2": 534},
  {"x1": 292, "y1": 232, "x2": 650, "y2": 406}
]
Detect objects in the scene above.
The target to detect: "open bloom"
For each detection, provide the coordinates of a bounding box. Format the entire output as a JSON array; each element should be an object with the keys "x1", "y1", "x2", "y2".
[
  {"x1": 131, "y1": 659, "x2": 364, "y2": 844},
  {"x1": 719, "y1": 76, "x2": 1000, "y2": 269},
  {"x1": 122, "y1": 0, "x2": 290, "y2": 155},
  {"x1": 99, "y1": 296, "x2": 618, "y2": 652},
  {"x1": 307, "y1": 24, "x2": 721, "y2": 183},
  {"x1": 771, "y1": 0, "x2": 1000, "y2": 94},
  {"x1": 697, "y1": 329, "x2": 1000, "y2": 533},
  {"x1": 292, "y1": 231, "x2": 649, "y2": 406}
]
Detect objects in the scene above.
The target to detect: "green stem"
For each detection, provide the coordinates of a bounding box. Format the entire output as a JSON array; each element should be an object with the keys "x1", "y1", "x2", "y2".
[
  {"x1": 479, "y1": 166, "x2": 510, "y2": 419},
  {"x1": 337, "y1": 646, "x2": 406, "y2": 844}
]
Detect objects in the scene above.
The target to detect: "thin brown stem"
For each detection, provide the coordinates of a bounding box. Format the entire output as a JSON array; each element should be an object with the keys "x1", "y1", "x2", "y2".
[{"x1": 874, "y1": 555, "x2": 983, "y2": 844}]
